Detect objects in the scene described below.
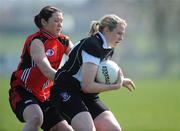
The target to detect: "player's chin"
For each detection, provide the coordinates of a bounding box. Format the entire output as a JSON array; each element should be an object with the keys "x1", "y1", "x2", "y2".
[
  {"x1": 56, "y1": 28, "x2": 61, "y2": 33},
  {"x1": 54, "y1": 31, "x2": 60, "y2": 36},
  {"x1": 114, "y1": 42, "x2": 120, "y2": 47}
]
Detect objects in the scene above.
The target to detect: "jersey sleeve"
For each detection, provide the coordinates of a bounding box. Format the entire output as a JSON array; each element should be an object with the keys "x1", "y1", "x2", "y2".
[
  {"x1": 82, "y1": 50, "x2": 100, "y2": 65},
  {"x1": 82, "y1": 38, "x2": 102, "y2": 58}
]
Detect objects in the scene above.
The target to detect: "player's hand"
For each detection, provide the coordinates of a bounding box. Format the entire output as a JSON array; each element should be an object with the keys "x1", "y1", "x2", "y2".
[
  {"x1": 113, "y1": 70, "x2": 124, "y2": 90},
  {"x1": 122, "y1": 78, "x2": 135, "y2": 92}
]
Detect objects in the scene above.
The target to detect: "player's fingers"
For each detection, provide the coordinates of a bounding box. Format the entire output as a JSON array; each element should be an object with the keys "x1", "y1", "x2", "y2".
[
  {"x1": 130, "y1": 81, "x2": 135, "y2": 90},
  {"x1": 124, "y1": 85, "x2": 133, "y2": 92}
]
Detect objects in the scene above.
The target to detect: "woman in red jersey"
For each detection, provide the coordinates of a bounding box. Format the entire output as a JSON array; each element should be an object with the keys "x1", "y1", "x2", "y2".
[{"x1": 9, "y1": 6, "x2": 74, "y2": 131}]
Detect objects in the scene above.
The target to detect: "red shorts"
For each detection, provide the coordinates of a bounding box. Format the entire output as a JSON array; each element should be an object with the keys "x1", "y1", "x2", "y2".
[{"x1": 9, "y1": 87, "x2": 66, "y2": 131}]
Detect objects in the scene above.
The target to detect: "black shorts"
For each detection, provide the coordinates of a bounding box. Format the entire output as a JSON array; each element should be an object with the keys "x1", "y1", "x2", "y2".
[
  {"x1": 9, "y1": 87, "x2": 65, "y2": 131},
  {"x1": 51, "y1": 83, "x2": 109, "y2": 121},
  {"x1": 80, "y1": 92, "x2": 109, "y2": 119}
]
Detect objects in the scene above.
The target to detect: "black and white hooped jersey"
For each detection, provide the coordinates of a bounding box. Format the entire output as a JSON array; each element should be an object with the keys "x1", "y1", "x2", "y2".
[{"x1": 56, "y1": 32, "x2": 114, "y2": 82}]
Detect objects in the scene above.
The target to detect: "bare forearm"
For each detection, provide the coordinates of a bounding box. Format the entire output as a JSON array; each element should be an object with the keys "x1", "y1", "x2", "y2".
[
  {"x1": 81, "y1": 82, "x2": 119, "y2": 93},
  {"x1": 36, "y1": 57, "x2": 56, "y2": 80}
]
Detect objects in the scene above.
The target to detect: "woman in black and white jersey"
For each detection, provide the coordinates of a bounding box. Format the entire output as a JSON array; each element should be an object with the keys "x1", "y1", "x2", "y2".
[{"x1": 51, "y1": 14, "x2": 135, "y2": 131}]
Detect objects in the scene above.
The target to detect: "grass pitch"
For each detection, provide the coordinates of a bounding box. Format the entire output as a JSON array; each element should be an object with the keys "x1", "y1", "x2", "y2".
[{"x1": 0, "y1": 77, "x2": 180, "y2": 131}]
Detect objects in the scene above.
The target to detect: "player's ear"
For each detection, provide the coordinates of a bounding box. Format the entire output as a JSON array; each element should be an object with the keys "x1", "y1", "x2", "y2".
[
  {"x1": 104, "y1": 26, "x2": 110, "y2": 33},
  {"x1": 41, "y1": 18, "x2": 47, "y2": 26}
]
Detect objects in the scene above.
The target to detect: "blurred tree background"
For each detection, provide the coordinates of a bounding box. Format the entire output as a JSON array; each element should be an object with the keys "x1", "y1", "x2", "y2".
[
  {"x1": 0, "y1": 0, "x2": 179, "y2": 79},
  {"x1": 0, "y1": 0, "x2": 180, "y2": 131}
]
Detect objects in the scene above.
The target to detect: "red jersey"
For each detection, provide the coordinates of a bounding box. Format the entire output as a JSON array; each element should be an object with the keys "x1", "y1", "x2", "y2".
[{"x1": 10, "y1": 29, "x2": 69, "y2": 102}]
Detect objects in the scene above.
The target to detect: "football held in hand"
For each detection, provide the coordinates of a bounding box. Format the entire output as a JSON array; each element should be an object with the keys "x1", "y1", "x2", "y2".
[{"x1": 96, "y1": 60, "x2": 121, "y2": 84}]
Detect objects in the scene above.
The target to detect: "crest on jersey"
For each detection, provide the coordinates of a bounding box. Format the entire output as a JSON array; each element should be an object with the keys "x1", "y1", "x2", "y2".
[
  {"x1": 46, "y1": 49, "x2": 54, "y2": 56},
  {"x1": 60, "y1": 92, "x2": 71, "y2": 102}
]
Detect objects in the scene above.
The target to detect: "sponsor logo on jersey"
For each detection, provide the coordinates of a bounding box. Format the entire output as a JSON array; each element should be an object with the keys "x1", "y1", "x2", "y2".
[
  {"x1": 60, "y1": 92, "x2": 71, "y2": 102},
  {"x1": 46, "y1": 49, "x2": 54, "y2": 56}
]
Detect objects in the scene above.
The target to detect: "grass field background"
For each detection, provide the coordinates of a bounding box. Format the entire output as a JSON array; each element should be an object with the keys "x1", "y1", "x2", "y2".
[{"x1": 0, "y1": 77, "x2": 179, "y2": 131}]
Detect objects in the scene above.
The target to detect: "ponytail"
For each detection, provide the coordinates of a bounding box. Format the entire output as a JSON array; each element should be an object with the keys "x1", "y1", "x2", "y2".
[
  {"x1": 34, "y1": 14, "x2": 42, "y2": 28},
  {"x1": 88, "y1": 21, "x2": 100, "y2": 36},
  {"x1": 88, "y1": 14, "x2": 127, "y2": 36}
]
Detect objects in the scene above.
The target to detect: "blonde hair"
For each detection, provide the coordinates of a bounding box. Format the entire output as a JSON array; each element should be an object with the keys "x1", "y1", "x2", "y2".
[{"x1": 88, "y1": 14, "x2": 127, "y2": 36}]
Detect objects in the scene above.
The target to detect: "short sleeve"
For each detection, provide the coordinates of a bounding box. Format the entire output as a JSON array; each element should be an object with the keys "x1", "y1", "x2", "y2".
[
  {"x1": 82, "y1": 50, "x2": 100, "y2": 65},
  {"x1": 82, "y1": 37, "x2": 102, "y2": 58}
]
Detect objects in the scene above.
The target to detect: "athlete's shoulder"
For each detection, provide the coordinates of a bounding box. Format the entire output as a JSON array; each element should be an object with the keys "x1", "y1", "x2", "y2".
[
  {"x1": 82, "y1": 36, "x2": 103, "y2": 58},
  {"x1": 58, "y1": 34, "x2": 70, "y2": 46},
  {"x1": 22, "y1": 31, "x2": 40, "y2": 46},
  {"x1": 25, "y1": 31, "x2": 47, "y2": 43},
  {"x1": 25, "y1": 31, "x2": 39, "y2": 40},
  {"x1": 59, "y1": 33, "x2": 69, "y2": 39}
]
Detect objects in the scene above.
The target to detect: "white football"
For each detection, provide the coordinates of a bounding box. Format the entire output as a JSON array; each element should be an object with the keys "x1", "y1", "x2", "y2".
[{"x1": 96, "y1": 60, "x2": 120, "y2": 84}]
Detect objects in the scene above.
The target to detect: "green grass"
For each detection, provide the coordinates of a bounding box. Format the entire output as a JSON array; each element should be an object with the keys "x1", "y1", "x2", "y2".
[
  {"x1": 0, "y1": 78, "x2": 180, "y2": 131},
  {"x1": 0, "y1": 78, "x2": 24, "y2": 131},
  {"x1": 100, "y1": 78, "x2": 180, "y2": 131}
]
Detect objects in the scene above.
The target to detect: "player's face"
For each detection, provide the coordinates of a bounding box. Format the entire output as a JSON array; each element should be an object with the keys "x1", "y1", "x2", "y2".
[
  {"x1": 43, "y1": 12, "x2": 63, "y2": 36},
  {"x1": 106, "y1": 23, "x2": 126, "y2": 48}
]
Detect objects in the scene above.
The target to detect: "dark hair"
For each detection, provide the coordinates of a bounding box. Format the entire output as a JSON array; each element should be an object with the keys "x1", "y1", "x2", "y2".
[{"x1": 34, "y1": 6, "x2": 61, "y2": 28}]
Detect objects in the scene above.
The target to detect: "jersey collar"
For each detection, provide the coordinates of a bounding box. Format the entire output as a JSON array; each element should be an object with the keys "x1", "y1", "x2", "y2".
[
  {"x1": 97, "y1": 32, "x2": 111, "y2": 49},
  {"x1": 40, "y1": 28, "x2": 58, "y2": 39}
]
